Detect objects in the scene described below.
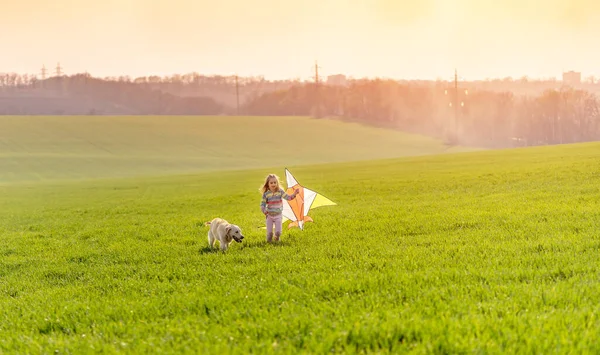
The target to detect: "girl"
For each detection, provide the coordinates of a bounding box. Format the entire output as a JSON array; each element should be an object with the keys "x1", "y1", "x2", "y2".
[{"x1": 259, "y1": 173, "x2": 299, "y2": 242}]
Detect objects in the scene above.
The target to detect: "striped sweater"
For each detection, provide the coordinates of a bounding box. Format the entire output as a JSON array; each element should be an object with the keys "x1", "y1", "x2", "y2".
[{"x1": 261, "y1": 188, "x2": 296, "y2": 215}]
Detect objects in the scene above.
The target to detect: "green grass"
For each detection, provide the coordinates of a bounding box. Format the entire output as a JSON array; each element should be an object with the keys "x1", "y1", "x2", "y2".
[
  {"x1": 0, "y1": 115, "x2": 480, "y2": 184},
  {"x1": 2, "y1": 134, "x2": 600, "y2": 353}
]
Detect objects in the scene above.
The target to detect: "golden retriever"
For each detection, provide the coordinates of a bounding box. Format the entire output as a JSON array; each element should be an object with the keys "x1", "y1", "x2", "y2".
[{"x1": 205, "y1": 218, "x2": 244, "y2": 251}]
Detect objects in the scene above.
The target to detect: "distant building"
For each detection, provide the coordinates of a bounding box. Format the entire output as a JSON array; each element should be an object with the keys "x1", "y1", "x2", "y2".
[
  {"x1": 562, "y1": 71, "x2": 581, "y2": 86},
  {"x1": 327, "y1": 74, "x2": 347, "y2": 86}
]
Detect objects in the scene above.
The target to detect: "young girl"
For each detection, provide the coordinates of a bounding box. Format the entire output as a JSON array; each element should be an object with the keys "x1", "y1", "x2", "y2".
[{"x1": 259, "y1": 173, "x2": 299, "y2": 242}]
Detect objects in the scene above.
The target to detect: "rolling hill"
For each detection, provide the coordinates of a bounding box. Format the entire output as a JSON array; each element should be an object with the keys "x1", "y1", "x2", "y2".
[{"x1": 0, "y1": 115, "x2": 482, "y2": 184}]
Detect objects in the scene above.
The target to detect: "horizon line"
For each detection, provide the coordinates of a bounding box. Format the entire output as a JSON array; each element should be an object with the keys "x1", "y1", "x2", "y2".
[{"x1": 0, "y1": 70, "x2": 590, "y2": 83}]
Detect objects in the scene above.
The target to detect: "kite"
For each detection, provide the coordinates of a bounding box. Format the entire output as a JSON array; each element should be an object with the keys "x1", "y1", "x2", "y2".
[{"x1": 281, "y1": 168, "x2": 336, "y2": 230}]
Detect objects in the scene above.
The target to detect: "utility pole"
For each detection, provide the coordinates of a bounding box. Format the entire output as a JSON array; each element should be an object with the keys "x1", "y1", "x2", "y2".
[
  {"x1": 235, "y1": 74, "x2": 240, "y2": 115},
  {"x1": 39, "y1": 65, "x2": 48, "y2": 89},
  {"x1": 55, "y1": 63, "x2": 64, "y2": 95},
  {"x1": 444, "y1": 69, "x2": 468, "y2": 144},
  {"x1": 454, "y1": 69, "x2": 458, "y2": 140},
  {"x1": 313, "y1": 60, "x2": 322, "y2": 118}
]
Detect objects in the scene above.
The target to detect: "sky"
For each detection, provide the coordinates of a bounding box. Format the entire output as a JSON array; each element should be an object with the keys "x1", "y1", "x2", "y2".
[{"x1": 2, "y1": 0, "x2": 600, "y2": 81}]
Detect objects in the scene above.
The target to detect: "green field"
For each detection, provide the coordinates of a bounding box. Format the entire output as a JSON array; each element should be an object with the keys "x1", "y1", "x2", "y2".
[
  {"x1": 2, "y1": 116, "x2": 600, "y2": 353},
  {"x1": 0, "y1": 115, "x2": 479, "y2": 184}
]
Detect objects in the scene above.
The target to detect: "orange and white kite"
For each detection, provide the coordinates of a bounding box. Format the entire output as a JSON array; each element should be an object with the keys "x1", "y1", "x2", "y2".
[{"x1": 281, "y1": 168, "x2": 336, "y2": 230}]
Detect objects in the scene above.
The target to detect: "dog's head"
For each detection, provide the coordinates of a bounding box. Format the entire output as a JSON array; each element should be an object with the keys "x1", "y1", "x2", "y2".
[{"x1": 227, "y1": 224, "x2": 244, "y2": 243}]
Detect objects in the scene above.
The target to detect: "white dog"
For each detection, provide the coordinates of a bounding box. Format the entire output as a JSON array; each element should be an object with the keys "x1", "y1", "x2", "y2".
[{"x1": 205, "y1": 218, "x2": 244, "y2": 251}]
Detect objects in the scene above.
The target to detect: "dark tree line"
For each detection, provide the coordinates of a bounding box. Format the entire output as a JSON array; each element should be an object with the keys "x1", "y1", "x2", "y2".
[
  {"x1": 0, "y1": 72, "x2": 297, "y2": 110},
  {"x1": 241, "y1": 79, "x2": 600, "y2": 148},
  {"x1": 0, "y1": 74, "x2": 226, "y2": 115}
]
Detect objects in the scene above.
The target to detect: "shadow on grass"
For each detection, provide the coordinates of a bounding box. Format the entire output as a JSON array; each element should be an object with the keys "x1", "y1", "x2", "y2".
[
  {"x1": 241, "y1": 240, "x2": 289, "y2": 249},
  {"x1": 198, "y1": 239, "x2": 288, "y2": 254}
]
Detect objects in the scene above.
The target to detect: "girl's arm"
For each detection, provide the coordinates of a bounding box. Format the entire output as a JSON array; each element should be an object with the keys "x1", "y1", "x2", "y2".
[{"x1": 282, "y1": 188, "x2": 300, "y2": 200}]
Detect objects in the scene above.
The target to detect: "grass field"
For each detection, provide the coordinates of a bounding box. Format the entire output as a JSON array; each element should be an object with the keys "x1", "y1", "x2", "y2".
[
  {"x1": 0, "y1": 115, "x2": 480, "y2": 184},
  {"x1": 2, "y1": 116, "x2": 600, "y2": 353}
]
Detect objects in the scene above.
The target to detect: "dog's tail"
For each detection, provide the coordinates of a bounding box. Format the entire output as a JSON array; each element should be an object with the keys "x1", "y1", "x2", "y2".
[{"x1": 204, "y1": 221, "x2": 211, "y2": 226}]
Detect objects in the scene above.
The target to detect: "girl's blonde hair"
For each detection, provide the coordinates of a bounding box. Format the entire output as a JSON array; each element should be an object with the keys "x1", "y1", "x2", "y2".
[{"x1": 259, "y1": 173, "x2": 281, "y2": 194}]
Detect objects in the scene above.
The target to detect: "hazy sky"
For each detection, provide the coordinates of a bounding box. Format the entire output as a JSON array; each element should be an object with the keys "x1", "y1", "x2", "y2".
[{"x1": 3, "y1": 0, "x2": 600, "y2": 81}]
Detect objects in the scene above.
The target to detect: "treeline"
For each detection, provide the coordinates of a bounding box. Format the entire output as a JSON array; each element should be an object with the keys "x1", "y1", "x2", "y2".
[
  {"x1": 243, "y1": 80, "x2": 600, "y2": 148},
  {"x1": 0, "y1": 72, "x2": 298, "y2": 109},
  {"x1": 0, "y1": 74, "x2": 225, "y2": 115}
]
